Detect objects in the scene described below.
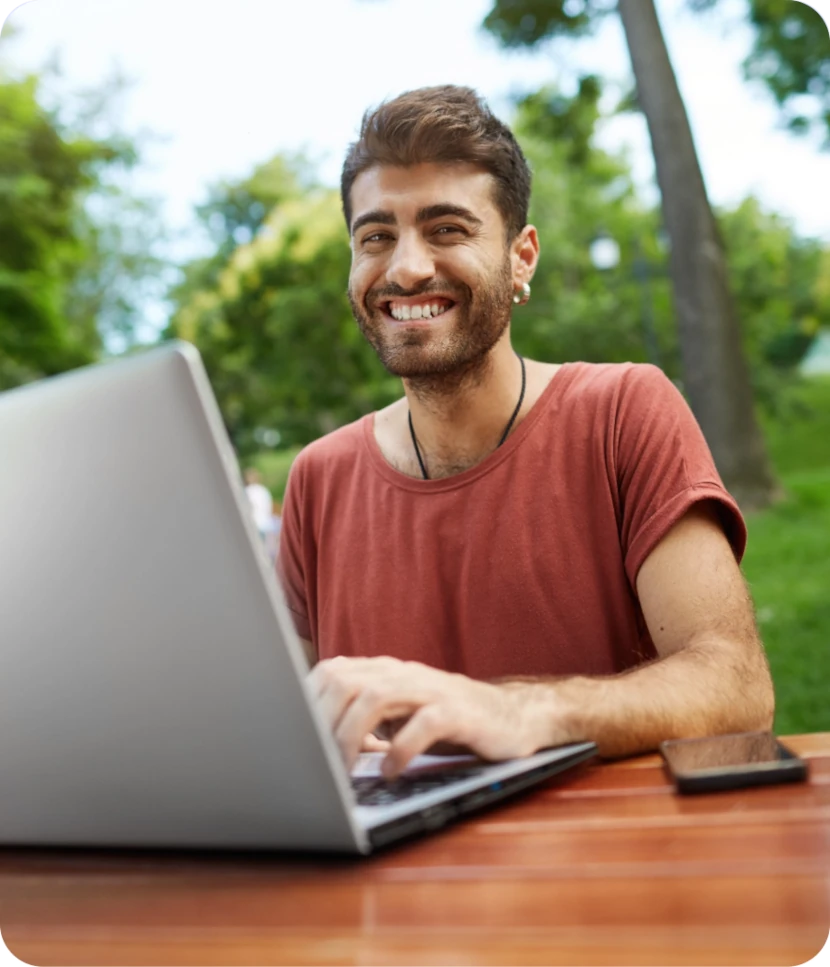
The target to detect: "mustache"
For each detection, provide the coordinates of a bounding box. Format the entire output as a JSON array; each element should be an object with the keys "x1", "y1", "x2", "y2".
[{"x1": 367, "y1": 281, "x2": 467, "y2": 304}]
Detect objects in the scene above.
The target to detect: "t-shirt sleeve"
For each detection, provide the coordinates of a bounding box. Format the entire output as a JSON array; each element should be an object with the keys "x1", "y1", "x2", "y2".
[
  {"x1": 613, "y1": 364, "x2": 747, "y2": 587},
  {"x1": 276, "y1": 457, "x2": 312, "y2": 641}
]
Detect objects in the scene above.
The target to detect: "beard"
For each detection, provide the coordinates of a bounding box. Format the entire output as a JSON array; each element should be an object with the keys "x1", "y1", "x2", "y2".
[{"x1": 348, "y1": 256, "x2": 514, "y2": 391}]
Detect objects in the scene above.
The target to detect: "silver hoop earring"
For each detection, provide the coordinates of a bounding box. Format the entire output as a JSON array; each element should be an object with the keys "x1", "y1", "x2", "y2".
[{"x1": 513, "y1": 282, "x2": 531, "y2": 306}]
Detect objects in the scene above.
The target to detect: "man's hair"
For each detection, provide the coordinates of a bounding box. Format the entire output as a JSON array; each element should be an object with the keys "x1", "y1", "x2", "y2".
[{"x1": 341, "y1": 85, "x2": 532, "y2": 240}]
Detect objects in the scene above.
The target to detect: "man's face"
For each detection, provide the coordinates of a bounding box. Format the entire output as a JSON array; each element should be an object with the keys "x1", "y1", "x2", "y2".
[{"x1": 347, "y1": 162, "x2": 518, "y2": 379}]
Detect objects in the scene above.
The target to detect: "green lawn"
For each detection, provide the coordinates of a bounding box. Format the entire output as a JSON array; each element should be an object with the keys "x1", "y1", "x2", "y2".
[
  {"x1": 253, "y1": 379, "x2": 830, "y2": 735},
  {"x1": 745, "y1": 377, "x2": 830, "y2": 736},
  {"x1": 249, "y1": 446, "x2": 303, "y2": 505}
]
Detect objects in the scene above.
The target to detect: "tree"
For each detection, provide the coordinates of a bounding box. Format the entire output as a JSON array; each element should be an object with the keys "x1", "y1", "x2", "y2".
[
  {"x1": 511, "y1": 80, "x2": 678, "y2": 370},
  {"x1": 0, "y1": 66, "x2": 164, "y2": 386},
  {"x1": 0, "y1": 73, "x2": 104, "y2": 386},
  {"x1": 515, "y1": 83, "x2": 830, "y2": 387},
  {"x1": 690, "y1": 0, "x2": 830, "y2": 145},
  {"x1": 484, "y1": 0, "x2": 780, "y2": 509},
  {"x1": 167, "y1": 183, "x2": 400, "y2": 453},
  {"x1": 167, "y1": 152, "x2": 318, "y2": 340},
  {"x1": 718, "y1": 196, "x2": 830, "y2": 408},
  {"x1": 196, "y1": 151, "x2": 320, "y2": 259}
]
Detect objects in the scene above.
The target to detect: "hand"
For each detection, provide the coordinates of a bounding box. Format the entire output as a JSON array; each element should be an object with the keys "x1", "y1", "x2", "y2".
[
  {"x1": 308, "y1": 656, "x2": 546, "y2": 778},
  {"x1": 360, "y1": 733, "x2": 391, "y2": 753}
]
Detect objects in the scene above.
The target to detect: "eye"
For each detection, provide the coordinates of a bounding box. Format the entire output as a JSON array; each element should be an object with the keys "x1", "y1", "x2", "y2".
[
  {"x1": 361, "y1": 231, "x2": 393, "y2": 246},
  {"x1": 433, "y1": 225, "x2": 467, "y2": 239}
]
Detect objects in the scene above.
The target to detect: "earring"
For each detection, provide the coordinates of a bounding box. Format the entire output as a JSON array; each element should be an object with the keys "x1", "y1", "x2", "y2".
[{"x1": 512, "y1": 282, "x2": 531, "y2": 306}]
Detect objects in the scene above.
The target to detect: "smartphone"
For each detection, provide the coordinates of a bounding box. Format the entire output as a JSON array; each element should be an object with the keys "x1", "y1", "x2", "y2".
[{"x1": 660, "y1": 731, "x2": 808, "y2": 794}]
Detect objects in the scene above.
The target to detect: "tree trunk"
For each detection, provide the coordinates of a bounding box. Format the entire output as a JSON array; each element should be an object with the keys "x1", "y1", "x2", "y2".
[{"x1": 617, "y1": 0, "x2": 780, "y2": 511}]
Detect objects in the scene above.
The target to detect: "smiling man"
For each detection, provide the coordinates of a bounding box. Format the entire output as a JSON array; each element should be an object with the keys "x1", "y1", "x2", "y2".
[{"x1": 277, "y1": 85, "x2": 774, "y2": 778}]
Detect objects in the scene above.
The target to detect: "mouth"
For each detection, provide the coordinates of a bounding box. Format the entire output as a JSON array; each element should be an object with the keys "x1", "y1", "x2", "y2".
[{"x1": 378, "y1": 296, "x2": 457, "y2": 324}]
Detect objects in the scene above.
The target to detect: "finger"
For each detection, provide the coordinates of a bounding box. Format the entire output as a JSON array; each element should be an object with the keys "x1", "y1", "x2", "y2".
[
  {"x1": 337, "y1": 688, "x2": 417, "y2": 771},
  {"x1": 307, "y1": 656, "x2": 351, "y2": 700},
  {"x1": 309, "y1": 658, "x2": 362, "y2": 738},
  {"x1": 334, "y1": 666, "x2": 433, "y2": 764},
  {"x1": 376, "y1": 715, "x2": 413, "y2": 741},
  {"x1": 382, "y1": 705, "x2": 458, "y2": 778},
  {"x1": 361, "y1": 734, "x2": 392, "y2": 753}
]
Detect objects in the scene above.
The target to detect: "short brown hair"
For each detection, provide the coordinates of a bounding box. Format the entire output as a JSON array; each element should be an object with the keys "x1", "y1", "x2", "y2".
[{"x1": 341, "y1": 85, "x2": 531, "y2": 240}]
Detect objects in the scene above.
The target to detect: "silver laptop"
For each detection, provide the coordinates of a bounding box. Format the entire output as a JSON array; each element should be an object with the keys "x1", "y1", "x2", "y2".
[{"x1": 0, "y1": 342, "x2": 597, "y2": 853}]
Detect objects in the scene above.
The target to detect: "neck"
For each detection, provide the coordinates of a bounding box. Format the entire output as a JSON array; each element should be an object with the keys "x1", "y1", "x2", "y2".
[{"x1": 403, "y1": 335, "x2": 524, "y2": 472}]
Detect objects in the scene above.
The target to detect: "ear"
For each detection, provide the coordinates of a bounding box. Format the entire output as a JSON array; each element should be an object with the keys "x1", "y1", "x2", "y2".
[{"x1": 510, "y1": 225, "x2": 540, "y2": 288}]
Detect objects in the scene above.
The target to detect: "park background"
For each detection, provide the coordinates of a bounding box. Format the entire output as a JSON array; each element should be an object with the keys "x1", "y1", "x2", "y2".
[{"x1": 0, "y1": 0, "x2": 828, "y2": 736}]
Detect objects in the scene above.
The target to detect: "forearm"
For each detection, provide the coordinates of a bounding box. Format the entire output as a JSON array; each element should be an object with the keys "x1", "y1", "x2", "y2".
[{"x1": 513, "y1": 637, "x2": 775, "y2": 759}]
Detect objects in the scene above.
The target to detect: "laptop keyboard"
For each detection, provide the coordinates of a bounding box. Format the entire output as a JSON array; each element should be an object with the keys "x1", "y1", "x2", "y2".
[{"x1": 352, "y1": 765, "x2": 487, "y2": 807}]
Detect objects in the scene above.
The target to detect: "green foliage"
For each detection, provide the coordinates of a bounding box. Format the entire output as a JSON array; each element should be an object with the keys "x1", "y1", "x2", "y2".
[
  {"x1": 0, "y1": 72, "x2": 110, "y2": 384},
  {"x1": 0, "y1": 67, "x2": 164, "y2": 386},
  {"x1": 197, "y1": 152, "x2": 320, "y2": 262},
  {"x1": 758, "y1": 376, "x2": 830, "y2": 475},
  {"x1": 484, "y1": 0, "x2": 830, "y2": 145},
  {"x1": 167, "y1": 152, "x2": 319, "y2": 340},
  {"x1": 483, "y1": 0, "x2": 614, "y2": 46},
  {"x1": 718, "y1": 197, "x2": 830, "y2": 412},
  {"x1": 515, "y1": 82, "x2": 830, "y2": 404},
  {"x1": 68, "y1": 177, "x2": 168, "y2": 352},
  {"x1": 511, "y1": 81, "x2": 677, "y2": 373},
  {"x1": 745, "y1": 467, "x2": 830, "y2": 734},
  {"x1": 744, "y1": 377, "x2": 830, "y2": 733},
  {"x1": 167, "y1": 185, "x2": 399, "y2": 454},
  {"x1": 693, "y1": 0, "x2": 830, "y2": 144},
  {"x1": 517, "y1": 75, "x2": 604, "y2": 165},
  {"x1": 744, "y1": 0, "x2": 830, "y2": 143}
]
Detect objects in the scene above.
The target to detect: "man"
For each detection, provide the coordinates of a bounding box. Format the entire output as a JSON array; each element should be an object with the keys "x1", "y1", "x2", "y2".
[{"x1": 278, "y1": 85, "x2": 774, "y2": 779}]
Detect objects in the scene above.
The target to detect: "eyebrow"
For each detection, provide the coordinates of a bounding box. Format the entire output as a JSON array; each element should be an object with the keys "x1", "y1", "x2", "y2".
[{"x1": 351, "y1": 203, "x2": 484, "y2": 237}]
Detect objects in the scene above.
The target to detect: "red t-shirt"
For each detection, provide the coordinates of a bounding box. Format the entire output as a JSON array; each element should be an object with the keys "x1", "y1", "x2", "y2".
[{"x1": 277, "y1": 363, "x2": 746, "y2": 679}]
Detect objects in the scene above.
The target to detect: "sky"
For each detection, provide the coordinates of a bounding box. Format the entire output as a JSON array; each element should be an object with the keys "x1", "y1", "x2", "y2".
[{"x1": 0, "y1": 0, "x2": 829, "y2": 341}]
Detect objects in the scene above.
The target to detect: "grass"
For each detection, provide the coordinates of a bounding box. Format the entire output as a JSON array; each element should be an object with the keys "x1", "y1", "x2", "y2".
[
  {"x1": 745, "y1": 377, "x2": 830, "y2": 736},
  {"x1": 248, "y1": 446, "x2": 303, "y2": 505},
  {"x1": 251, "y1": 378, "x2": 830, "y2": 736}
]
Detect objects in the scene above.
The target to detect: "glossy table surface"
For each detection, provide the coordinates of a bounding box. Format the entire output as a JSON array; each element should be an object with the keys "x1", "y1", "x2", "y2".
[{"x1": 1, "y1": 733, "x2": 828, "y2": 966}]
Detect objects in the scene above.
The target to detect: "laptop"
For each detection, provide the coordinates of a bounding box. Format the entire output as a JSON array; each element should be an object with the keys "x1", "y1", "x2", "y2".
[{"x1": 0, "y1": 341, "x2": 597, "y2": 853}]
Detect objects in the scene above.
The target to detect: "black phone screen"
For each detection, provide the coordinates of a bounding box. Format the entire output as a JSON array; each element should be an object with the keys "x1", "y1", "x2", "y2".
[{"x1": 660, "y1": 731, "x2": 807, "y2": 793}]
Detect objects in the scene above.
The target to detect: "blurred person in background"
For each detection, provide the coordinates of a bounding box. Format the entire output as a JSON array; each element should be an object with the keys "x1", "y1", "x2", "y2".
[
  {"x1": 277, "y1": 85, "x2": 774, "y2": 778},
  {"x1": 244, "y1": 468, "x2": 276, "y2": 558}
]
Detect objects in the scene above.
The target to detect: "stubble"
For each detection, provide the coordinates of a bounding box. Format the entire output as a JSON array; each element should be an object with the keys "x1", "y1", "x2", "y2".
[{"x1": 348, "y1": 256, "x2": 514, "y2": 404}]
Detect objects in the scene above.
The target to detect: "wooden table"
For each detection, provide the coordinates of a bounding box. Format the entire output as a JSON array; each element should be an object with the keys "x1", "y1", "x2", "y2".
[{"x1": 1, "y1": 733, "x2": 828, "y2": 966}]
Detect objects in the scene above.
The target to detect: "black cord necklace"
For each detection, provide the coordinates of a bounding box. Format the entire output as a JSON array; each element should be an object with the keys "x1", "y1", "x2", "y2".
[{"x1": 407, "y1": 354, "x2": 526, "y2": 481}]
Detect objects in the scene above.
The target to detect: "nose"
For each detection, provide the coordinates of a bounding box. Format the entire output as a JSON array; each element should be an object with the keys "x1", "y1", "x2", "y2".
[{"x1": 385, "y1": 229, "x2": 435, "y2": 291}]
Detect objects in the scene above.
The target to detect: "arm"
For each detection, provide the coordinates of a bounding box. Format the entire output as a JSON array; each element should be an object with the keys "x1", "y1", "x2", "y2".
[
  {"x1": 516, "y1": 502, "x2": 774, "y2": 758},
  {"x1": 309, "y1": 503, "x2": 775, "y2": 775}
]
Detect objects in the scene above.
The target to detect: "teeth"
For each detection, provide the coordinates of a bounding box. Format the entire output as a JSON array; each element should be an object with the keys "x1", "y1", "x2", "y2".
[{"x1": 389, "y1": 303, "x2": 450, "y2": 321}]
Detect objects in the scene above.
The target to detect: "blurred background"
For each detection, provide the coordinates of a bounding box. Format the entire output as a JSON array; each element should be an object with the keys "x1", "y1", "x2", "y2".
[{"x1": 0, "y1": 0, "x2": 828, "y2": 734}]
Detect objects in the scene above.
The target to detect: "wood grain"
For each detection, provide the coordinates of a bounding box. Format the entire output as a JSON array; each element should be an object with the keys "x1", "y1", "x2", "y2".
[{"x1": 1, "y1": 733, "x2": 828, "y2": 966}]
